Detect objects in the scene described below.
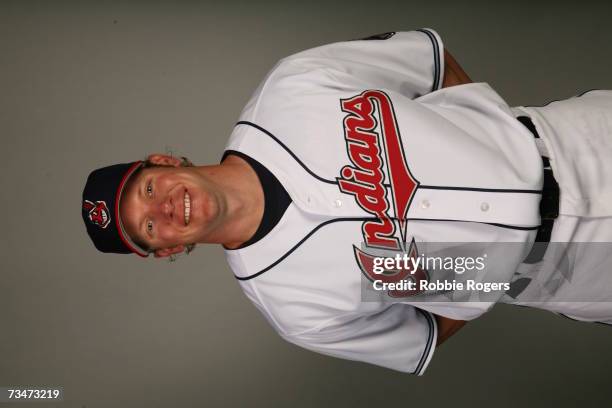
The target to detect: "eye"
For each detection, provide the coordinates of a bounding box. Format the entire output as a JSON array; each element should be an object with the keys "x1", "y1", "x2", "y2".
[
  {"x1": 146, "y1": 220, "x2": 154, "y2": 234},
  {"x1": 146, "y1": 181, "x2": 153, "y2": 197}
]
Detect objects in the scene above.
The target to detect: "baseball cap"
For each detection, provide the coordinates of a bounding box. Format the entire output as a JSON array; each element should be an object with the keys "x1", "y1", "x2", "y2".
[{"x1": 81, "y1": 161, "x2": 149, "y2": 257}]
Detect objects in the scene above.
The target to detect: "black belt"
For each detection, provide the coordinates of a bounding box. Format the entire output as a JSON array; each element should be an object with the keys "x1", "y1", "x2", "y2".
[{"x1": 517, "y1": 116, "x2": 559, "y2": 263}]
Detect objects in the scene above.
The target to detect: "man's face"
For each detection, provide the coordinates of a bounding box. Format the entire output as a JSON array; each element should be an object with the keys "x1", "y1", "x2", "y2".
[{"x1": 120, "y1": 163, "x2": 222, "y2": 255}]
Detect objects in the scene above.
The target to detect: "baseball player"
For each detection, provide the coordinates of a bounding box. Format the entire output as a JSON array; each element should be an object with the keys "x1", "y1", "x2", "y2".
[{"x1": 81, "y1": 29, "x2": 612, "y2": 374}]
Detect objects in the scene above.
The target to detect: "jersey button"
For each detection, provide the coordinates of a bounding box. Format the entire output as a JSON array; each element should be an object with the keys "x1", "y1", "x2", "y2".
[
  {"x1": 334, "y1": 199, "x2": 343, "y2": 208},
  {"x1": 480, "y1": 202, "x2": 490, "y2": 212},
  {"x1": 421, "y1": 200, "x2": 430, "y2": 209}
]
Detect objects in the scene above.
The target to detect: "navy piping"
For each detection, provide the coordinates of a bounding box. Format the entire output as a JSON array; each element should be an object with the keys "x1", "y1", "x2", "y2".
[
  {"x1": 416, "y1": 29, "x2": 441, "y2": 92},
  {"x1": 484, "y1": 222, "x2": 539, "y2": 231},
  {"x1": 524, "y1": 88, "x2": 605, "y2": 108},
  {"x1": 419, "y1": 184, "x2": 542, "y2": 194},
  {"x1": 235, "y1": 217, "x2": 371, "y2": 281},
  {"x1": 236, "y1": 122, "x2": 543, "y2": 196},
  {"x1": 235, "y1": 121, "x2": 337, "y2": 185},
  {"x1": 235, "y1": 217, "x2": 538, "y2": 281},
  {"x1": 560, "y1": 313, "x2": 612, "y2": 327},
  {"x1": 406, "y1": 218, "x2": 539, "y2": 231},
  {"x1": 415, "y1": 309, "x2": 436, "y2": 375}
]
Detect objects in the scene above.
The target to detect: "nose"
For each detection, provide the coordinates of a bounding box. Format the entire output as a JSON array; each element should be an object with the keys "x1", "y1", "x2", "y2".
[
  {"x1": 162, "y1": 196, "x2": 174, "y2": 219},
  {"x1": 150, "y1": 196, "x2": 174, "y2": 220}
]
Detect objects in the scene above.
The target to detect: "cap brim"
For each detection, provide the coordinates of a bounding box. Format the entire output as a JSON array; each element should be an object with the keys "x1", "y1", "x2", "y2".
[{"x1": 114, "y1": 161, "x2": 149, "y2": 257}]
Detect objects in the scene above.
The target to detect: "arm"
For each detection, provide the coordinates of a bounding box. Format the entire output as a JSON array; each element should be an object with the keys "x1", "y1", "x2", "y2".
[
  {"x1": 434, "y1": 50, "x2": 472, "y2": 343},
  {"x1": 435, "y1": 51, "x2": 473, "y2": 343},
  {"x1": 435, "y1": 314, "x2": 467, "y2": 345},
  {"x1": 442, "y1": 49, "x2": 473, "y2": 88},
  {"x1": 290, "y1": 304, "x2": 437, "y2": 374}
]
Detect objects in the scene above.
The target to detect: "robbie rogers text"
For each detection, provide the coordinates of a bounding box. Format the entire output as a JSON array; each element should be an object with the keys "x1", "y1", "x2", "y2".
[{"x1": 372, "y1": 279, "x2": 510, "y2": 293}]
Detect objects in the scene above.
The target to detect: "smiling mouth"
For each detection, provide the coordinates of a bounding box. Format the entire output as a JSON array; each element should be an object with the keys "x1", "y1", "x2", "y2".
[{"x1": 184, "y1": 190, "x2": 191, "y2": 225}]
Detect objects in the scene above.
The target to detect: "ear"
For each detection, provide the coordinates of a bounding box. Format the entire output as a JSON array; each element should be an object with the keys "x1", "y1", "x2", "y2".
[
  {"x1": 154, "y1": 245, "x2": 185, "y2": 258},
  {"x1": 147, "y1": 154, "x2": 182, "y2": 167}
]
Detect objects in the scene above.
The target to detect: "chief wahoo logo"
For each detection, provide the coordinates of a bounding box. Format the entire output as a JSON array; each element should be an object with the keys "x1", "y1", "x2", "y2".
[{"x1": 83, "y1": 200, "x2": 111, "y2": 229}]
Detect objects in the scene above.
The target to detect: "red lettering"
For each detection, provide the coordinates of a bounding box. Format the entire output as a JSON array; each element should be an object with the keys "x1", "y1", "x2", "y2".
[
  {"x1": 346, "y1": 141, "x2": 381, "y2": 173},
  {"x1": 363, "y1": 219, "x2": 400, "y2": 249}
]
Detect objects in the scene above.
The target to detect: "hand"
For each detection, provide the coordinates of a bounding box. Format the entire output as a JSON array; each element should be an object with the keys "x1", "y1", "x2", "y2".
[
  {"x1": 442, "y1": 49, "x2": 473, "y2": 88},
  {"x1": 435, "y1": 314, "x2": 467, "y2": 345}
]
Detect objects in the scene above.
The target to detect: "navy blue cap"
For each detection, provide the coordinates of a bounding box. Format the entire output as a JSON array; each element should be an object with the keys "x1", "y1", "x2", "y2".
[{"x1": 82, "y1": 161, "x2": 149, "y2": 257}]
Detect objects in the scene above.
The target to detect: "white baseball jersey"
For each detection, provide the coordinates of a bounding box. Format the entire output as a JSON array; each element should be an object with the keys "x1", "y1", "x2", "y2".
[
  {"x1": 222, "y1": 29, "x2": 612, "y2": 374},
  {"x1": 502, "y1": 91, "x2": 612, "y2": 322}
]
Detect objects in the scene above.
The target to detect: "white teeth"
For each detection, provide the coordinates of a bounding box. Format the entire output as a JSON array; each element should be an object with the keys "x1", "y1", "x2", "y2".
[{"x1": 184, "y1": 191, "x2": 191, "y2": 225}]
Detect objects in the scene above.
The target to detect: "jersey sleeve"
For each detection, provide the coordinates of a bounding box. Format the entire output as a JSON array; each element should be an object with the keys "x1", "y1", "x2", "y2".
[
  {"x1": 283, "y1": 29, "x2": 445, "y2": 98},
  {"x1": 284, "y1": 304, "x2": 437, "y2": 375}
]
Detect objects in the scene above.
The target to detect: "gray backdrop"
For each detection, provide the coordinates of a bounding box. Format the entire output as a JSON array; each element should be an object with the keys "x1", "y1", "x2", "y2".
[{"x1": 2, "y1": 1, "x2": 611, "y2": 407}]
